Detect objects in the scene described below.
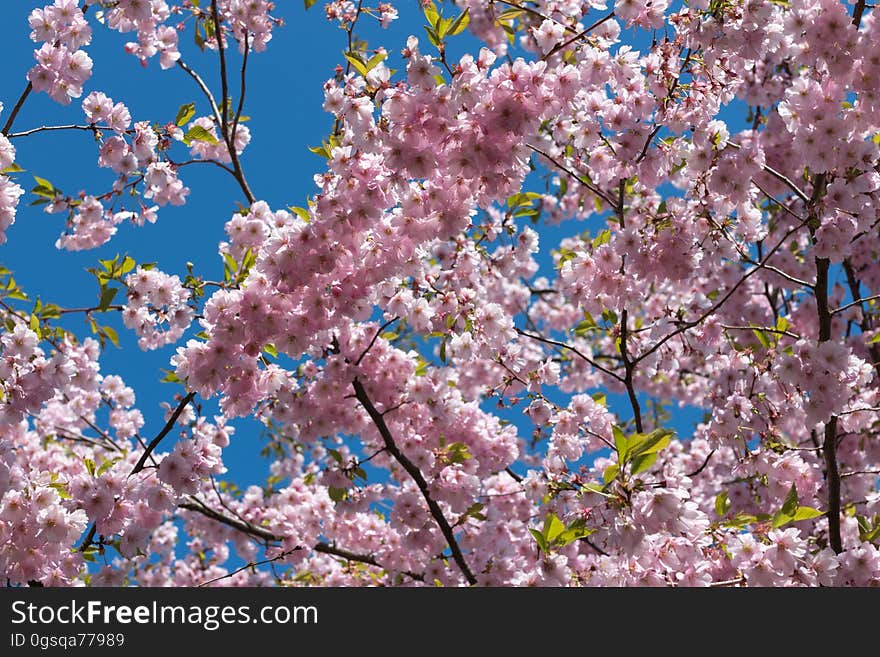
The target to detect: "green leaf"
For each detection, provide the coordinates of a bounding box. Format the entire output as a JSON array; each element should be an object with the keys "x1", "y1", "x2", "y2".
[
  {"x1": 1, "y1": 163, "x2": 25, "y2": 174},
  {"x1": 84, "y1": 458, "x2": 96, "y2": 477},
  {"x1": 462, "y1": 502, "x2": 486, "y2": 522},
  {"x1": 601, "y1": 308, "x2": 618, "y2": 325},
  {"x1": 752, "y1": 327, "x2": 772, "y2": 349},
  {"x1": 603, "y1": 464, "x2": 619, "y2": 484},
  {"x1": 365, "y1": 52, "x2": 387, "y2": 73},
  {"x1": 555, "y1": 519, "x2": 595, "y2": 547},
  {"x1": 592, "y1": 229, "x2": 612, "y2": 247},
  {"x1": 344, "y1": 52, "x2": 370, "y2": 77},
  {"x1": 160, "y1": 369, "x2": 181, "y2": 384},
  {"x1": 629, "y1": 451, "x2": 658, "y2": 475},
  {"x1": 715, "y1": 491, "x2": 731, "y2": 517},
  {"x1": 31, "y1": 174, "x2": 57, "y2": 199},
  {"x1": 498, "y1": 7, "x2": 524, "y2": 20},
  {"x1": 328, "y1": 486, "x2": 348, "y2": 503},
  {"x1": 304, "y1": 0, "x2": 317, "y2": 9},
  {"x1": 424, "y1": 25, "x2": 441, "y2": 48},
  {"x1": 183, "y1": 125, "x2": 219, "y2": 146},
  {"x1": 542, "y1": 513, "x2": 566, "y2": 544},
  {"x1": 101, "y1": 325, "x2": 119, "y2": 348},
  {"x1": 422, "y1": 0, "x2": 440, "y2": 28},
  {"x1": 790, "y1": 507, "x2": 823, "y2": 522},
  {"x1": 780, "y1": 483, "x2": 799, "y2": 517},
  {"x1": 98, "y1": 286, "x2": 118, "y2": 311},
  {"x1": 771, "y1": 484, "x2": 804, "y2": 528},
  {"x1": 445, "y1": 442, "x2": 472, "y2": 464},
  {"x1": 628, "y1": 428, "x2": 674, "y2": 457},
  {"x1": 447, "y1": 8, "x2": 470, "y2": 36},
  {"x1": 574, "y1": 313, "x2": 597, "y2": 336},
  {"x1": 328, "y1": 448, "x2": 343, "y2": 464},
  {"x1": 175, "y1": 102, "x2": 196, "y2": 127},
  {"x1": 529, "y1": 528, "x2": 549, "y2": 553},
  {"x1": 612, "y1": 425, "x2": 628, "y2": 460},
  {"x1": 97, "y1": 456, "x2": 122, "y2": 477},
  {"x1": 581, "y1": 482, "x2": 613, "y2": 498},
  {"x1": 289, "y1": 206, "x2": 310, "y2": 222},
  {"x1": 33, "y1": 175, "x2": 54, "y2": 192},
  {"x1": 263, "y1": 343, "x2": 278, "y2": 358},
  {"x1": 48, "y1": 482, "x2": 71, "y2": 499}
]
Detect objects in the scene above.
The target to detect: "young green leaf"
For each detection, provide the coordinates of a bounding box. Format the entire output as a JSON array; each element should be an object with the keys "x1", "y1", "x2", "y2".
[{"x1": 175, "y1": 102, "x2": 196, "y2": 127}]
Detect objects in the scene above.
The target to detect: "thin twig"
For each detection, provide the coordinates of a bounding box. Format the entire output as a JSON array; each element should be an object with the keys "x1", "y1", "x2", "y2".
[
  {"x1": 543, "y1": 10, "x2": 616, "y2": 60},
  {"x1": 527, "y1": 143, "x2": 618, "y2": 208},
  {"x1": 198, "y1": 548, "x2": 302, "y2": 586},
  {"x1": 7, "y1": 124, "x2": 112, "y2": 139},
  {"x1": 832, "y1": 293, "x2": 880, "y2": 316},
  {"x1": 514, "y1": 327, "x2": 623, "y2": 382},
  {"x1": 685, "y1": 450, "x2": 715, "y2": 478}
]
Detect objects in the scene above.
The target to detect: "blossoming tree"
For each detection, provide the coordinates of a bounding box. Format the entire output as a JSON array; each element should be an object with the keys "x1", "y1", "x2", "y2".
[{"x1": 1, "y1": 0, "x2": 879, "y2": 587}]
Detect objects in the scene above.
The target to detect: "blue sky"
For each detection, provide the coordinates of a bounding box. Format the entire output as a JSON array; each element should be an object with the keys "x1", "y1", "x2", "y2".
[{"x1": 0, "y1": 3, "x2": 714, "y2": 489}]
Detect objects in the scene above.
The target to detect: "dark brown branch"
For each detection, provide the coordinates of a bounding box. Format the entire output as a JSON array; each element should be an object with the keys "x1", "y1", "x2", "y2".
[
  {"x1": 543, "y1": 10, "x2": 616, "y2": 60},
  {"x1": 182, "y1": 498, "x2": 423, "y2": 581},
  {"x1": 232, "y1": 31, "x2": 249, "y2": 148},
  {"x1": 853, "y1": 0, "x2": 867, "y2": 27},
  {"x1": 816, "y1": 255, "x2": 842, "y2": 554},
  {"x1": 209, "y1": 0, "x2": 255, "y2": 204},
  {"x1": 505, "y1": 467, "x2": 523, "y2": 483},
  {"x1": 352, "y1": 377, "x2": 477, "y2": 585},
  {"x1": 1, "y1": 82, "x2": 32, "y2": 136},
  {"x1": 180, "y1": 497, "x2": 280, "y2": 542},
  {"x1": 130, "y1": 392, "x2": 196, "y2": 475},
  {"x1": 841, "y1": 258, "x2": 880, "y2": 379},
  {"x1": 494, "y1": 0, "x2": 579, "y2": 34},
  {"x1": 616, "y1": 180, "x2": 643, "y2": 433},
  {"x1": 686, "y1": 450, "x2": 715, "y2": 478},
  {"x1": 198, "y1": 548, "x2": 302, "y2": 586},
  {"x1": 527, "y1": 143, "x2": 618, "y2": 208},
  {"x1": 809, "y1": 172, "x2": 842, "y2": 555},
  {"x1": 77, "y1": 524, "x2": 97, "y2": 552},
  {"x1": 635, "y1": 215, "x2": 810, "y2": 365},
  {"x1": 514, "y1": 327, "x2": 623, "y2": 382},
  {"x1": 211, "y1": 0, "x2": 230, "y2": 138},
  {"x1": 581, "y1": 537, "x2": 609, "y2": 556},
  {"x1": 172, "y1": 158, "x2": 236, "y2": 176},
  {"x1": 177, "y1": 60, "x2": 223, "y2": 127},
  {"x1": 354, "y1": 317, "x2": 398, "y2": 366}
]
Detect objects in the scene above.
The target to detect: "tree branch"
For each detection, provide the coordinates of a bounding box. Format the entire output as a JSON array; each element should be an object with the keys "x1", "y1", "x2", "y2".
[
  {"x1": 6, "y1": 123, "x2": 111, "y2": 139},
  {"x1": 181, "y1": 497, "x2": 424, "y2": 581},
  {"x1": 543, "y1": 10, "x2": 616, "y2": 60},
  {"x1": 1, "y1": 82, "x2": 32, "y2": 136},
  {"x1": 527, "y1": 143, "x2": 618, "y2": 208},
  {"x1": 130, "y1": 392, "x2": 196, "y2": 475},
  {"x1": 352, "y1": 377, "x2": 477, "y2": 585},
  {"x1": 514, "y1": 327, "x2": 624, "y2": 382},
  {"x1": 198, "y1": 547, "x2": 302, "y2": 586}
]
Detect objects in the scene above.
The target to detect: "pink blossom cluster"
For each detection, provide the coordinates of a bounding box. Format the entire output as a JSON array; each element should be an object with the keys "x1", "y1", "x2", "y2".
[
  {"x1": 2, "y1": 0, "x2": 880, "y2": 587},
  {"x1": 27, "y1": 0, "x2": 93, "y2": 105},
  {"x1": 122, "y1": 266, "x2": 194, "y2": 350},
  {"x1": 0, "y1": 131, "x2": 24, "y2": 246}
]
